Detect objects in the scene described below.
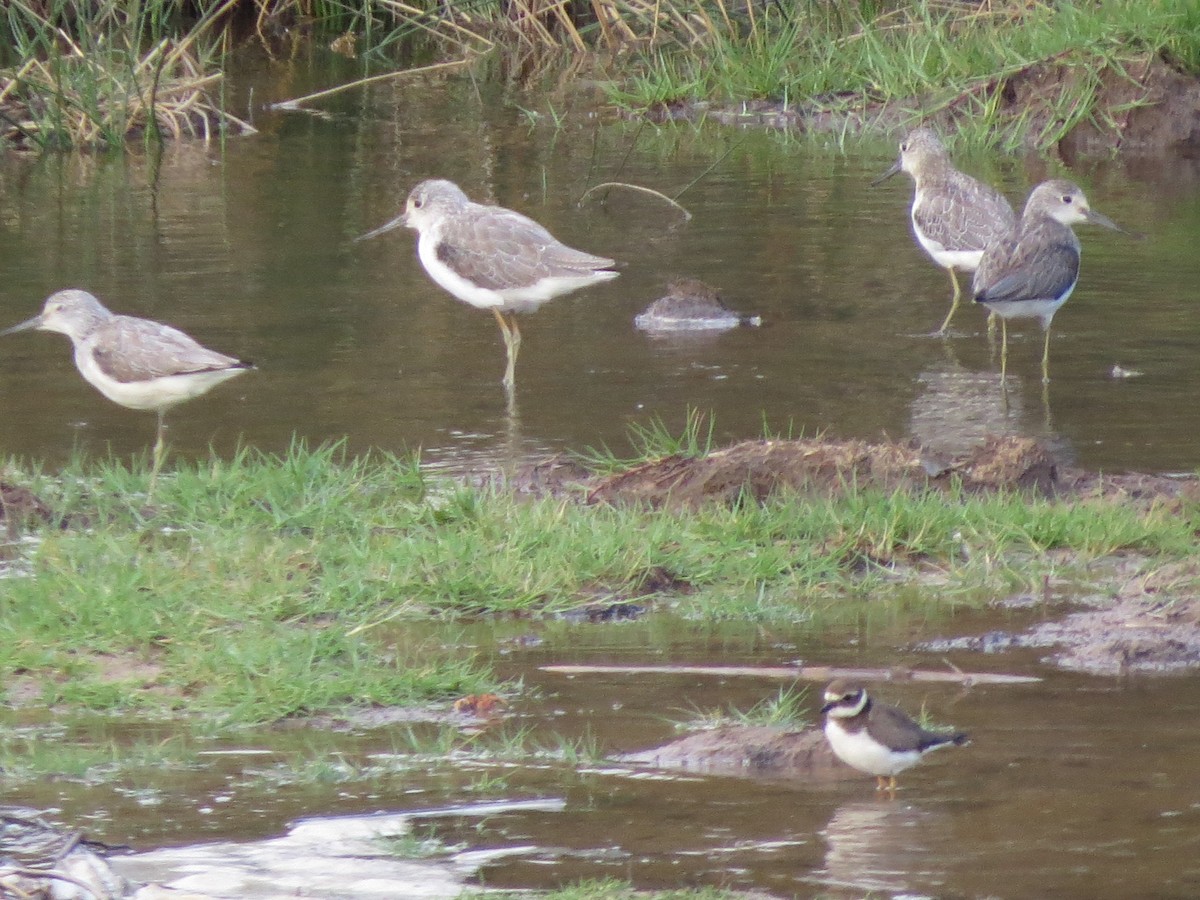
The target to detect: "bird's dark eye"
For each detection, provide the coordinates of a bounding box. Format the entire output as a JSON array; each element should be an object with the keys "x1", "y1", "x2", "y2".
[
  {"x1": 1061, "y1": 195, "x2": 1072, "y2": 204},
  {"x1": 900, "y1": 142, "x2": 910, "y2": 152},
  {"x1": 413, "y1": 197, "x2": 424, "y2": 208}
]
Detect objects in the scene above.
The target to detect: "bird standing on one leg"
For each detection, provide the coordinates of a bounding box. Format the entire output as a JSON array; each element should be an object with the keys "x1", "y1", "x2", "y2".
[
  {"x1": 357, "y1": 179, "x2": 619, "y2": 393},
  {"x1": 875, "y1": 128, "x2": 1016, "y2": 335},
  {"x1": 972, "y1": 179, "x2": 1125, "y2": 385},
  {"x1": 821, "y1": 679, "x2": 969, "y2": 794},
  {"x1": 1, "y1": 289, "x2": 254, "y2": 489}
]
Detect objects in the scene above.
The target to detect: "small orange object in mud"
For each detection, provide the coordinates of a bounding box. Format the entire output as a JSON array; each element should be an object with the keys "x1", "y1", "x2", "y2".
[{"x1": 453, "y1": 694, "x2": 508, "y2": 717}]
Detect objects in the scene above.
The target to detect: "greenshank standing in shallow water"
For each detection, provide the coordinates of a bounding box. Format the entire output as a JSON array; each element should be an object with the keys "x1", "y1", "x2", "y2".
[
  {"x1": 972, "y1": 179, "x2": 1125, "y2": 385},
  {"x1": 1, "y1": 290, "x2": 254, "y2": 487},
  {"x1": 357, "y1": 179, "x2": 619, "y2": 392},
  {"x1": 821, "y1": 679, "x2": 969, "y2": 794},
  {"x1": 875, "y1": 128, "x2": 1016, "y2": 335}
]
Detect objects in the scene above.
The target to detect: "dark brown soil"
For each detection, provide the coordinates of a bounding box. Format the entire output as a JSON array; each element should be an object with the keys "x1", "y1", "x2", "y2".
[
  {"x1": 0, "y1": 482, "x2": 52, "y2": 525},
  {"x1": 559, "y1": 435, "x2": 1199, "y2": 510}
]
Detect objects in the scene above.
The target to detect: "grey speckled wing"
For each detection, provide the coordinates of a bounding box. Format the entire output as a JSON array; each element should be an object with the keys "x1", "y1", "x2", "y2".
[
  {"x1": 974, "y1": 222, "x2": 1080, "y2": 306},
  {"x1": 436, "y1": 204, "x2": 615, "y2": 292},
  {"x1": 913, "y1": 172, "x2": 1016, "y2": 254},
  {"x1": 92, "y1": 316, "x2": 242, "y2": 383}
]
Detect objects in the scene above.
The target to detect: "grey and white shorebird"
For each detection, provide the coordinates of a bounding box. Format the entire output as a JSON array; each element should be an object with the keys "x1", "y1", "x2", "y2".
[
  {"x1": 357, "y1": 178, "x2": 619, "y2": 391},
  {"x1": 1, "y1": 290, "x2": 254, "y2": 485},
  {"x1": 821, "y1": 679, "x2": 969, "y2": 793},
  {"x1": 875, "y1": 128, "x2": 1016, "y2": 335},
  {"x1": 972, "y1": 179, "x2": 1125, "y2": 385}
]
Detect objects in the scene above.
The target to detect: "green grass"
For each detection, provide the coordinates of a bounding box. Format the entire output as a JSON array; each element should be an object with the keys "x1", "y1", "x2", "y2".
[
  {"x1": 2, "y1": 438, "x2": 1197, "y2": 727},
  {"x1": 5, "y1": 0, "x2": 1199, "y2": 152},
  {"x1": 2, "y1": 0, "x2": 253, "y2": 150},
  {"x1": 604, "y1": 0, "x2": 1200, "y2": 150},
  {"x1": 678, "y1": 685, "x2": 810, "y2": 732}
]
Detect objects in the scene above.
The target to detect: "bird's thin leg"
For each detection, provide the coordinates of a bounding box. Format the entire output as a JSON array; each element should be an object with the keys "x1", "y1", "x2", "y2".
[
  {"x1": 492, "y1": 309, "x2": 517, "y2": 390},
  {"x1": 149, "y1": 411, "x2": 167, "y2": 494},
  {"x1": 1041, "y1": 326, "x2": 1052, "y2": 384},
  {"x1": 875, "y1": 776, "x2": 887, "y2": 791},
  {"x1": 999, "y1": 319, "x2": 1009, "y2": 384},
  {"x1": 887, "y1": 776, "x2": 898, "y2": 795},
  {"x1": 987, "y1": 310, "x2": 998, "y2": 337},
  {"x1": 936, "y1": 268, "x2": 961, "y2": 335},
  {"x1": 510, "y1": 315, "x2": 521, "y2": 375}
]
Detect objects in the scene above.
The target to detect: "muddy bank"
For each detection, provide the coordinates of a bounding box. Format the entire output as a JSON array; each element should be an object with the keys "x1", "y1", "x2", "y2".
[
  {"x1": 658, "y1": 56, "x2": 1200, "y2": 158},
  {"x1": 516, "y1": 435, "x2": 1200, "y2": 676},
  {"x1": 515, "y1": 435, "x2": 1200, "y2": 510}
]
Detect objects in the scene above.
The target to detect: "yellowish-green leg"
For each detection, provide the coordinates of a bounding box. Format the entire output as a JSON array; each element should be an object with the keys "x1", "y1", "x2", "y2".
[
  {"x1": 875, "y1": 775, "x2": 887, "y2": 791},
  {"x1": 999, "y1": 319, "x2": 1009, "y2": 384},
  {"x1": 936, "y1": 268, "x2": 961, "y2": 335},
  {"x1": 492, "y1": 309, "x2": 521, "y2": 391},
  {"x1": 1041, "y1": 326, "x2": 1052, "y2": 384},
  {"x1": 987, "y1": 310, "x2": 998, "y2": 337},
  {"x1": 149, "y1": 411, "x2": 167, "y2": 495}
]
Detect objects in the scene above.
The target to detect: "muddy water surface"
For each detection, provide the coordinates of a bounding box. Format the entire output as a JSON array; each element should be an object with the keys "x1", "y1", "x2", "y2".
[
  {"x1": 6, "y1": 614, "x2": 1200, "y2": 898},
  {"x1": 0, "y1": 61, "x2": 1198, "y2": 475}
]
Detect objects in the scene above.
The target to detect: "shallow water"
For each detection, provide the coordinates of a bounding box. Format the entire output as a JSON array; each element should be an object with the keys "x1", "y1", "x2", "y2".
[
  {"x1": 8, "y1": 613, "x2": 1200, "y2": 899},
  {"x1": 0, "y1": 62, "x2": 1199, "y2": 476}
]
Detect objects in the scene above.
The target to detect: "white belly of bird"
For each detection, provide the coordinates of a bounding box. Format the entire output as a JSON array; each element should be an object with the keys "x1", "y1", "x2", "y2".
[
  {"x1": 75, "y1": 347, "x2": 243, "y2": 412},
  {"x1": 983, "y1": 288, "x2": 1075, "y2": 324},
  {"x1": 915, "y1": 235, "x2": 984, "y2": 272},
  {"x1": 418, "y1": 237, "x2": 613, "y2": 314},
  {"x1": 824, "y1": 720, "x2": 921, "y2": 777}
]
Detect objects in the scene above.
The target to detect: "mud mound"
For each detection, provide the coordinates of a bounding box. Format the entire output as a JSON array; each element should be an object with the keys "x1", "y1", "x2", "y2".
[
  {"x1": 1018, "y1": 58, "x2": 1200, "y2": 157},
  {"x1": 0, "y1": 482, "x2": 52, "y2": 524},
  {"x1": 585, "y1": 436, "x2": 1059, "y2": 508},
  {"x1": 619, "y1": 725, "x2": 853, "y2": 782}
]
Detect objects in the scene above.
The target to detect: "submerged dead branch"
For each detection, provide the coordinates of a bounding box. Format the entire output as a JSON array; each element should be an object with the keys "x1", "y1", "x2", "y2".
[
  {"x1": 269, "y1": 57, "x2": 479, "y2": 111},
  {"x1": 541, "y1": 664, "x2": 1042, "y2": 685}
]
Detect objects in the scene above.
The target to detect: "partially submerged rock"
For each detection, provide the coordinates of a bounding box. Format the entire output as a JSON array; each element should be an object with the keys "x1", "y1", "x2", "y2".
[
  {"x1": 635, "y1": 279, "x2": 762, "y2": 332},
  {"x1": 619, "y1": 725, "x2": 853, "y2": 782}
]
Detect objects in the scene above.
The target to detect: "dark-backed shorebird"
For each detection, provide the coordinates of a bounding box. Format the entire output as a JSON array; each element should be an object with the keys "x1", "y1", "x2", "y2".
[
  {"x1": 357, "y1": 179, "x2": 619, "y2": 392},
  {"x1": 875, "y1": 128, "x2": 1016, "y2": 335},
  {"x1": 821, "y1": 679, "x2": 969, "y2": 793},
  {"x1": 973, "y1": 179, "x2": 1124, "y2": 384},
  {"x1": 1, "y1": 290, "x2": 253, "y2": 486}
]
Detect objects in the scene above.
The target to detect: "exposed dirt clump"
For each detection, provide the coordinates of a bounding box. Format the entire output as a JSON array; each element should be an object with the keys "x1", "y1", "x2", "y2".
[
  {"x1": 619, "y1": 725, "x2": 855, "y2": 783},
  {"x1": 577, "y1": 435, "x2": 1196, "y2": 510},
  {"x1": 0, "y1": 482, "x2": 52, "y2": 525}
]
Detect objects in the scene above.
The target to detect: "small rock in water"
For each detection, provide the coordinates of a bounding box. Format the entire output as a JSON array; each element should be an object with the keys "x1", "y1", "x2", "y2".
[
  {"x1": 635, "y1": 278, "x2": 762, "y2": 332},
  {"x1": 1109, "y1": 364, "x2": 1143, "y2": 379}
]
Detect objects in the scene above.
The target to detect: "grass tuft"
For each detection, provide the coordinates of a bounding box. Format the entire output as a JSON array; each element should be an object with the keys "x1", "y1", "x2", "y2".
[{"x1": 3, "y1": 439, "x2": 1199, "y2": 724}]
